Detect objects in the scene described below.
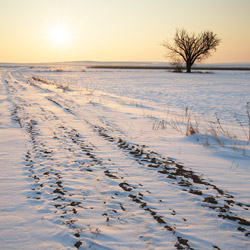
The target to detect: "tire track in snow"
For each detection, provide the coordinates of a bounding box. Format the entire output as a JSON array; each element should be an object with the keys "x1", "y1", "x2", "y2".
[
  {"x1": 46, "y1": 95, "x2": 194, "y2": 249},
  {"x1": 3, "y1": 72, "x2": 182, "y2": 249},
  {"x1": 4, "y1": 71, "x2": 249, "y2": 249},
  {"x1": 82, "y1": 116, "x2": 250, "y2": 239},
  {"x1": 7, "y1": 82, "x2": 88, "y2": 248},
  {"x1": 4, "y1": 75, "x2": 109, "y2": 248},
  {"x1": 7, "y1": 72, "x2": 195, "y2": 249},
  {"x1": 29, "y1": 74, "x2": 250, "y2": 246},
  {"x1": 44, "y1": 84, "x2": 250, "y2": 241}
]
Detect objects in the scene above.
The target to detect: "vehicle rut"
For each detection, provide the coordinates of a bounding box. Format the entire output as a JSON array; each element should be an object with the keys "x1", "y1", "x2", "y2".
[{"x1": 2, "y1": 70, "x2": 249, "y2": 249}]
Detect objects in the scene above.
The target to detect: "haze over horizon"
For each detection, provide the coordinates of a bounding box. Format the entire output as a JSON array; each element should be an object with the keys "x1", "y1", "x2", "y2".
[{"x1": 1, "y1": 0, "x2": 250, "y2": 64}]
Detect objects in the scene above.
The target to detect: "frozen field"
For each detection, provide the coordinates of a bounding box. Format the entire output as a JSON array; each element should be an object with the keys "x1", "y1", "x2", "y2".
[{"x1": 0, "y1": 62, "x2": 249, "y2": 249}]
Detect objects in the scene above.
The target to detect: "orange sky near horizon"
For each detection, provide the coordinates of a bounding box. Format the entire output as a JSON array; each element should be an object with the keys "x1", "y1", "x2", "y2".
[{"x1": 0, "y1": 0, "x2": 250, "y2": 63}]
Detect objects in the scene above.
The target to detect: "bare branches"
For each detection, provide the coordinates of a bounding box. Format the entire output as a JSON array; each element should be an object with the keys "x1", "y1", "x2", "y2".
[{"x1": 162, "y1": 29, "x2": 221, "y2": 73}]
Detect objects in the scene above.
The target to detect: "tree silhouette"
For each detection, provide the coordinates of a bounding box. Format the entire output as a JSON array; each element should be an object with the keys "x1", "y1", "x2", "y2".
[{"x1": 162, "y1": 29, "x2": 221, "y2": 73}]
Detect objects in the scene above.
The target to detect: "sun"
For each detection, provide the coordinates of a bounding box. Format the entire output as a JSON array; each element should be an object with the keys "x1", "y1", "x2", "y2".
[{"x1": 50, "y1": 26, "x2": 69, "y2": 46}]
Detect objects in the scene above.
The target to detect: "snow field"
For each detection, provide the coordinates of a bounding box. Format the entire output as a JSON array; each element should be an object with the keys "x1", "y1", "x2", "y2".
[{"x1": 0, "y1": 64, "x2": 249, "y2": 249}]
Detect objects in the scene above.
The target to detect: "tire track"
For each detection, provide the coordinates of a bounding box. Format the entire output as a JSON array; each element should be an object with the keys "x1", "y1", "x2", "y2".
[
  {"x1": 5, "y1": 72, "x2": 249, "y2": 249},
  {"x1": 30, "y1": 75, "x2": 250, "y2": 244},
  {"x1": 4, "y1": 74, "x2": 191, "y2": 249},
  {"x1": 45, "y1": 90, "x2": 250, "y2": 240}
]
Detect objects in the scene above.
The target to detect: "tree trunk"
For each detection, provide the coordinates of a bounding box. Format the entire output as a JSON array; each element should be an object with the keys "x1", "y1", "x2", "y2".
[{"x1": 186, "y1": 62, "x2": 192, "y2": 73}]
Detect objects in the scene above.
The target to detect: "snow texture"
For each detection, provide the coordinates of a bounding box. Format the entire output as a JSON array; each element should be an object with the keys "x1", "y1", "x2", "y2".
[{"x1": 0, "y1": 63, "x2": 249, "y2": 249}]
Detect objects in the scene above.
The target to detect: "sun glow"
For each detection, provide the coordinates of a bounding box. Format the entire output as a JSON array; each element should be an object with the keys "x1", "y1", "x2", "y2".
[{"x1": 50, "y1": 26, "x2": 69, "y2": 46}]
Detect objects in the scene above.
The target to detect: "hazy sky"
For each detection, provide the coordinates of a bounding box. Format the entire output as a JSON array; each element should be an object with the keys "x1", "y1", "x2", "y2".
[{"x1": 0, "y1": 0, "x2": 249, "y2": 63}]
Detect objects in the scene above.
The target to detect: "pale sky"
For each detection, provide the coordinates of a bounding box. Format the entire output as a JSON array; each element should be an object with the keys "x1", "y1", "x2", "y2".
[{"x1": 0, "y1": 0, "x2": 249, "y2": 63}]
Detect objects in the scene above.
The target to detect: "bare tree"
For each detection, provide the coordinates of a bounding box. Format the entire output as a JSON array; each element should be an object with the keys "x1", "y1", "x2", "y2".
[{"x1": 162, "y1": 29, "x2": 221, "y2": 73}]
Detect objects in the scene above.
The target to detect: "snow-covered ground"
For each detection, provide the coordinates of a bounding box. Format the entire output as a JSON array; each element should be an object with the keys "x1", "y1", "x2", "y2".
[{"x1": 0, "y1": 62, "x2": 249, "y2": 249}]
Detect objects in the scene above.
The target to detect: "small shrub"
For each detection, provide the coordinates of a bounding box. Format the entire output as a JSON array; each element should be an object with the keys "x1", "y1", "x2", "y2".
[
  {"x1": 170, "y1": 61, "x2": 184, "y2": 73},
  {"x1": 54, "y1": 68, "x2": 64, "y2": 72}
]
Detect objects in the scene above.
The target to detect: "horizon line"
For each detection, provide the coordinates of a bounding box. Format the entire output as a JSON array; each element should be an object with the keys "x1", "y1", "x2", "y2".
[{"x1": 1, "y1": 60, "x2": 250, "y2": 65}]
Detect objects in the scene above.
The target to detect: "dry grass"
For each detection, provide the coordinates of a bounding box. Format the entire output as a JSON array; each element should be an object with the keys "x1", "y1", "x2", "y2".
[
  {"x1": 185, "y1": 108, "x2": 199, "y2": 136},
  {"x1": 235, "y1": 102, "x2": 250, "y2": 142},
  {"x1": 32, "y1": 76, "x2": 71, "y2": 91},
  {"x1": 152, "y1": 107, "x2": 199, "y2": 135},
  {"x1": 152, "y1": 105, "x2": 250, "y2": 155},
  {"x1": 52, "y1": 68, "x2": 64, "y2": 72}
]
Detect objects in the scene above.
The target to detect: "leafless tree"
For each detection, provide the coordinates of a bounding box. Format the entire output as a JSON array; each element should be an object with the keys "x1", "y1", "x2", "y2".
[{"x1": 162, "y1": 29, "x2": 221, "y2": 73}]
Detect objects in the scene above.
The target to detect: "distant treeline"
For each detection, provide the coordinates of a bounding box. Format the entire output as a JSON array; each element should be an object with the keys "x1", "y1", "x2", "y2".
[{"x1": 87, "y1": 65, "x2": 250, "y2": 71}]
